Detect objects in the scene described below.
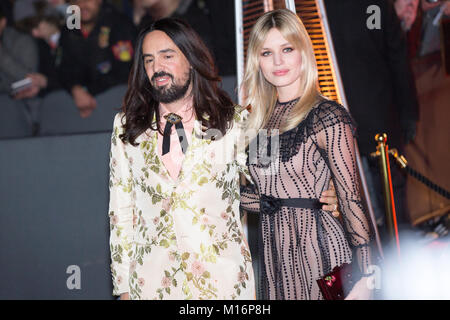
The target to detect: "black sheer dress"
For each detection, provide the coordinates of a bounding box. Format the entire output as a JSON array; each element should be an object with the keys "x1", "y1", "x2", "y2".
[{"x1": 241, "y1": 98, "x2": 373, "y2": 300}]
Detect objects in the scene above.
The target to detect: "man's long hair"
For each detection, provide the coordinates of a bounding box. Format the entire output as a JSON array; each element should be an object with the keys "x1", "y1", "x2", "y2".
[{"x1": 119, "y1": 18, "x2": 235, "y2": 146}]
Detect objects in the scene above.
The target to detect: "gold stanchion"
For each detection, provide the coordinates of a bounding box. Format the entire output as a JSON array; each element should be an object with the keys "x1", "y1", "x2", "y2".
[{"x1": 371, "y1": 133, "x2": 401, "y2": 256}]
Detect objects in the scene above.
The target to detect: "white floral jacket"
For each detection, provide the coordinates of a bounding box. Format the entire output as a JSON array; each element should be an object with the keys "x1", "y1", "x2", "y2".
[{"x1": 108, "y1": 107, "x2": 255, "y2": 300}]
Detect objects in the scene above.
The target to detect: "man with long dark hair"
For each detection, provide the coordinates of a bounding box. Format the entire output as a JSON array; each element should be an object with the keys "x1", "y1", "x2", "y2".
[{"x1": 108, "y1": 18, "x2": 255, "y2": 300}]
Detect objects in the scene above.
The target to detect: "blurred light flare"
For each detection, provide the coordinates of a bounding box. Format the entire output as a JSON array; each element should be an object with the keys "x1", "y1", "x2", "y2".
[{"x1": 381, "y1": 233, "x2": 450, "y2": 299}]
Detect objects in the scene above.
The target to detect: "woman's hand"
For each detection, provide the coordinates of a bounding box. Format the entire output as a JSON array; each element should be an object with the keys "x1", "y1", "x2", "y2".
[
  {"x1": 345, "y1": 277, "x2": 374, "y2": 300},
  {"x1": 320, "y1": 180, "x2": 340, "y2": 218}
]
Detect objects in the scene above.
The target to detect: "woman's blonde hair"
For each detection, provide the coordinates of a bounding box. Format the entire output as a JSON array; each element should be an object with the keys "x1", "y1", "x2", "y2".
[{"x1": 242, "y1": 9, "x2": 323, "y2": 133}]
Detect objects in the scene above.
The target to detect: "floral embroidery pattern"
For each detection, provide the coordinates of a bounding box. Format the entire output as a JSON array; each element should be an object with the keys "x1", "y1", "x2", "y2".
[{"x1": 108, "y1": 109, "x2": 255, "y2": 300}]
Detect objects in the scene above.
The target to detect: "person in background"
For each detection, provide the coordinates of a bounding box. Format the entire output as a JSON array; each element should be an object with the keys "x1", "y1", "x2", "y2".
[
  {"x1": 394, "y1": 0, "x2": 421, "y2": 59},
  {"x1": 129, "y1": 0, "x2": 151, "y2": 27},
  {"x1": 1, "y1": 0, "x2": 14, "y2": 26},
  {"x1": 137, "y1": 0, "x2": 237, "y2": 89},
  {"x1": 13, "y1": 0, "x2": 67, "y2": 33},
  {"x1": 0, "y1": 7, "x2": 39, "y2": 97},
  {"x1": 29, "y1": 13, "x2": 63, "y2": 97},
  {"x1": 421, "y1": 0, "x2": 450, "y2": 15},
  {"x1": 418, "y1": 0, "x2": 450, "y2": 56},
  {"x1": 325, "y1": 0, "x2": 420, "y2": 234},
  {"x1": 7, "y1": 0, "x2": 65, "y2": 99},
  {"x1": 46, "y1": 0, "x2": 70, "y2": 17},
  {"x1": 136, "y1": 0, "x2": 181, "y2": 26},
  {"x1": 59, "y1": 0, "x2": 137, "y2": 118},
  {"x1": 395, "y1": 0, "x2": 420, "y2": 31},
  {"x1": 13, "y1": 0, "x2": 43, "y2": 32}
]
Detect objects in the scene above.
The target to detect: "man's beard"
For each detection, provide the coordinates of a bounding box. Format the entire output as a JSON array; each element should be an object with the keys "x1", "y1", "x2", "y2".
[{"x1": 149, "y1": 70, "x2": 192, "y2": 104}]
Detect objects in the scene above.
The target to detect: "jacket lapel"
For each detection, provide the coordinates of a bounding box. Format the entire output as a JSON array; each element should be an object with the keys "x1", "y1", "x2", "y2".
[
  {"x1": 136, "y1": 127, "x2": 173, "y2": 184},
  {"x1": 135, "y1": 118, "x2": 212, "y2": 185},
  {"x1": 176, "y1": 119, "x2": 211, "y2": 184}
]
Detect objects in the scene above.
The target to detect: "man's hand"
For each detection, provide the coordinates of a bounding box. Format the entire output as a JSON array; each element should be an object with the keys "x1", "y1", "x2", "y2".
[
  {"x1": 13, "y1": 85, "x2": 40, "y2": 100},
  {"x1": 13, "y1": 73, "x2": 49, "y2": 100},
  {"x1": 27, "y1": 73, "x2": 48, "y2": 89},
  {"x1": 320, "y1": 180, "x2": 340, "y2": 218},
  {"x1": 71, "y1": 85, "x2": 97, "y2": 118},
  {"x1": 119, "y1": 292, "x2": 130, "y2": 300}
]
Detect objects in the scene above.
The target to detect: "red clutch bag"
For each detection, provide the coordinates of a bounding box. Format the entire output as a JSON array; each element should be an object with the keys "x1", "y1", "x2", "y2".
[{"x1": 316, "y1": 263, "x2": 360, "y2": 300}]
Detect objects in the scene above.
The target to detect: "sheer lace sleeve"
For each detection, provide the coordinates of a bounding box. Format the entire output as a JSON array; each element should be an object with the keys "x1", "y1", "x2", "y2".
[
  {"x1": 310, "y1": 101, "x2": 373, "y2": 275},
  {"x1": 240, "y1": 182, "x2": 260, "y2": 213}
]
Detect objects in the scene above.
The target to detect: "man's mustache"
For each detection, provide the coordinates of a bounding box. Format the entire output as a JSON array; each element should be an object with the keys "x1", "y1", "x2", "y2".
[{"x1": 151, "y1": 72, "x2": 174, "y2": 83}]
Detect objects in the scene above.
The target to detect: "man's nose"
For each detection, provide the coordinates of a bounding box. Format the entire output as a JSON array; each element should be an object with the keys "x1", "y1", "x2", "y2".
[{"x1": 152, "y1": 58, "x2": 164, "y2": 73}]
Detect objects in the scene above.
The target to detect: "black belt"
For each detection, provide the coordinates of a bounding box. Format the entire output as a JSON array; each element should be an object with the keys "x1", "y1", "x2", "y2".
[{"x1": 260, "y1": 194, "x2": 323, "y2": 215}]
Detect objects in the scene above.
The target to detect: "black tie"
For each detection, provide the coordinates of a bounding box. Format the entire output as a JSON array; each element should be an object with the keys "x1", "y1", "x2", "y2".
[{"x1": 162, "y1": 113, "x2": 189, "y2": 156}]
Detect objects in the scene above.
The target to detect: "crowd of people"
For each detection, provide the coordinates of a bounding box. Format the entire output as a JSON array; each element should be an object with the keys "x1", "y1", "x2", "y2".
[
  {"x1": 324, "y1": 0, "x2": 448, "y2": 230},
  {"x1": 0, "y1": 0, "x2": 235, "y2": 134}
]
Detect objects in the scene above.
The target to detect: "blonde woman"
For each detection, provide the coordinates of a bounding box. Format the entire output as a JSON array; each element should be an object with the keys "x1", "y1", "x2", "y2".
[{"x1": 240, "y1": 9, "x2": 375, "y2": 300}]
